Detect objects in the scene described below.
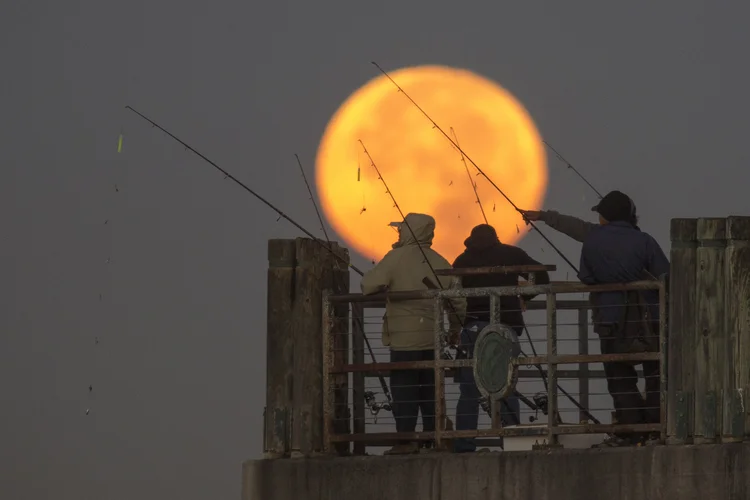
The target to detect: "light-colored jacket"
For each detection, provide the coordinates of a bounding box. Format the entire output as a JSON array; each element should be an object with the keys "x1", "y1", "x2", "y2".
[{"x1": 361, "y1": 213, "x2": 467, "y2": 351}]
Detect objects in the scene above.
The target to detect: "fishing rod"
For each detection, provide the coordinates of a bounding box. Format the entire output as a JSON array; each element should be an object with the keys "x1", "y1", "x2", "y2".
[
  {"x1": 359, "y1": 139, "x2": 530, "y2": 425},
  {"x1": 126, "y1": 105, "x2": 393, "y2": 412},
  {"x1": 542, "y1": 141, "x2": 603, "y2": 199},
  {"x1": 371, "y1": 62, "x2": 579, "y2": 275},
  {"x1": 293, "y1": 153, "x2": 393, "y2": 409},
  {"x1": 358, "y1": 139, "x2": 464, "y2": 350},
  {"x1": 369, "y1": 65, "x2": 599, "y2": 424},
  {"x1": 124, "y1": 105, "x2": 365, "y2": 277},
  {"x1": 449, "y1": 127, "x2": 488, "y2": 224}
]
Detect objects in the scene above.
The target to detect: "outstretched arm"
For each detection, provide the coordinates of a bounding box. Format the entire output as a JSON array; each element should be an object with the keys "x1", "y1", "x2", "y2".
[{"x1": 523, "y1": 210, "x2": 597, "y2": 243}]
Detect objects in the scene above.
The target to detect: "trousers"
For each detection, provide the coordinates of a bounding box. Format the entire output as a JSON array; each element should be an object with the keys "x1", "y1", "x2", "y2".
[
  {"x1": 389, "y1": 349, "x2": 435, "y2": 443},
  {"x1": 599, "y1": 325, "x2": 660, "y2": 435},
  {"x1": 454, "y1": 321, "x2": 521, "y2": 452}
]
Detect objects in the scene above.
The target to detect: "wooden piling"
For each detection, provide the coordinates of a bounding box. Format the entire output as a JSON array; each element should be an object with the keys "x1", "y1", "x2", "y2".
[
  {"x1": 666, "y1": 219, "x2": 697, "y2": 444},
  {"x1": 265, "y1": 239, "x2": 296, "y2": 457},
  {"x1": 725, "y1": 216, "x2": 750, "y2": 439},
  {"x1": 694, "y1": 218, "x2": 727, "y2": 444},
  {"x1": 289, "y1": 238, "x2": 350, "y2": 456}
]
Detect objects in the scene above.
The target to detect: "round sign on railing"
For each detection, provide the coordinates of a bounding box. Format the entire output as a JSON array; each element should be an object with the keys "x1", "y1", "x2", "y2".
[{"x1": 472, "y1": 323, "x2": 519, "y2": 400}]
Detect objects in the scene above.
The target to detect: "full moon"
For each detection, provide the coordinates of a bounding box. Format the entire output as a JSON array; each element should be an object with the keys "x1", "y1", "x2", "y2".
[{"x1": 315, "y1": 65, "x2": 548, "y2": 263}]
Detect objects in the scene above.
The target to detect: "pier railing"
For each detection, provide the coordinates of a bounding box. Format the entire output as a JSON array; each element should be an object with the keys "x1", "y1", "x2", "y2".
[{"x1": 321, "y1": 278, "x2": 667, "y2": 454}]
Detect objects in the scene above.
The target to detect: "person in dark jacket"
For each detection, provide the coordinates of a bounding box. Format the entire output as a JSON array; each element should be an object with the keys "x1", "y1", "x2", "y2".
[
  {"x1": 451, "y1": 224, "x2": 550, "y2": 453},
  {"x1": 577, "y1": 191, "x2": 669, "y2": 447}
]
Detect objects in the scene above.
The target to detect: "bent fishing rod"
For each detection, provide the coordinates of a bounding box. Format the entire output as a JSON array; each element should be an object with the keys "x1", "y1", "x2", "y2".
[
  {"x1": 450, "y1": 127, "x2": 488, "y2": 224},
  {"x1": 442, "y1": 132, "x2": 596, "y2": 422},
  {"x1": 294, "y1": 153, "x2": 393, "y2": 408},
  {"x1": 542, "y1": 141, "x2": 602, "y2": 199},
  {"x1": 367, "y1": 68, "x2": 598, "y2": 423},
  {"x1": 359, "y1": 140, "x2": 533, "y2": 424},
  {"x1": 124, "y1": 105, "x2": 364, "y2": 276},
  {"x1": 125, "y1": 106, "x2": 396, "y2": 405},
  {"x1": 371, "y1": 62, "x2": 579, "y2": 275},
  {"x1": 358, "y1": 139, "x2": 466, "y2": 353}
]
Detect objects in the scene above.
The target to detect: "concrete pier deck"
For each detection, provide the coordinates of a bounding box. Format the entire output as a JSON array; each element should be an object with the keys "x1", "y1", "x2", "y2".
[{"x1": 243, "y1": 444, "x2": 750, "y2": 500}]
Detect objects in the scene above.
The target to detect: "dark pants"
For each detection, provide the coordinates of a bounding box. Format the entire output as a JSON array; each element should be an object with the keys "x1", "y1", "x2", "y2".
[
  {"x1": 390, "y1": 349, "x2": 435, "y2": 444},
  {"x1": 599, "y1": 326, "x2": 660, "y2": 437},
  {"x1": 454, "y1": 321, "x2": 521, "y2": 452}
]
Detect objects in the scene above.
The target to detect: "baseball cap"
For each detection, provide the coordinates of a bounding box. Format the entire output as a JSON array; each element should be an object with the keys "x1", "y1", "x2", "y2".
[{"x1": 591, "y1": 190, "x2": 635, "y2": 223}]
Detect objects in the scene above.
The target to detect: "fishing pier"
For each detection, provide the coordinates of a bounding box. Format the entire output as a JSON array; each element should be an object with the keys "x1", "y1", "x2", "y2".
[{"x1": 243, "y1": 216, "x2": 750, "y2": 500}]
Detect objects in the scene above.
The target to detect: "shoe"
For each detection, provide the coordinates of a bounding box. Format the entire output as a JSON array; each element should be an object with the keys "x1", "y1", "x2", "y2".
[
  {"x1": 384, "y1": 442, "x2": 420, "y2": 455},
  {"x1": 591, "y1": 436, "x2": 635, "y2": 448}
]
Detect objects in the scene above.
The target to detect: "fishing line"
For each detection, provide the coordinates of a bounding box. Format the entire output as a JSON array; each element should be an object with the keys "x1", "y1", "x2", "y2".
[
  {"x1": 371, "y1": 62, "x2": 579, "y2": 275},
  {"x1": 125, "y1": 106, "x2": 397, "y2": 412},
  {"x1": 359, "y1": 140, "x2": 526, "y2": 425},
  {"x1": 449, "y1": 127, "x2": 488, "y2": 224},
  {"x1": 542, "y1": 141, "x2": 603, "y2": 199},
  {"x1": 368, "y1": 67, "x2": 598, "y2": 423},
  {"x1": 124, "y1": 106, "x2": 364, "y2": 276}
]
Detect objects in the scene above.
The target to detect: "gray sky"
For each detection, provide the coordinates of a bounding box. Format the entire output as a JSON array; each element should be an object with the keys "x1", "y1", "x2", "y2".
[{"x1": 2, "y1": 1, "x2": 749, "y2": 498}]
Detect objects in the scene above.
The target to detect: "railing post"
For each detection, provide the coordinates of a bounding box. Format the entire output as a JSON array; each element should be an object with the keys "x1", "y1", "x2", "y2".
[
  {"x1": 489, "y1": 293, "x2": 502, "y2": 325},
  {"x1": 489, "y1": 293, "x2": 502, "y2": 428},
  {"x1": 577, "y1": 307, "x2": 590, "y2": 424},
  {"x1": 434, "y1": 294, "x2": 445, "y2": 449},
  {"x1": 546, "y1": 292, "x2": 559, "y2": 446},
  {"x1": 351, "y1": 302, "x2": 366, "y2": 455}
]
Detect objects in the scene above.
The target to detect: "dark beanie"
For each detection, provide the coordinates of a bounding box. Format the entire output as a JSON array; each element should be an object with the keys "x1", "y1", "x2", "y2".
[
  {"x1": 464, "y1": 224, "x2": 500, "y2": 250},
  {"x1": 591, "y1": 190, "x2": 635, "y2": 223}
]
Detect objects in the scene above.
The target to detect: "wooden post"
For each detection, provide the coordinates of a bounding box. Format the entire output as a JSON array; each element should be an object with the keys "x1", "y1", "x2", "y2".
[
  {"x1": 289, "y1": 238, "x2": 350, "y2": 457},
  {"x1": 265, "y1": 239, "x2": 296, "y2": 458},
  {"x1": 667, "y1": 219, "x2": 697, "y2": 445},
  {"x1": 725, "y1": 216, "x2": 750, "y2": 440},
  {"x1": 694, "y1": 218, "x2": 727, "y2": 444}
]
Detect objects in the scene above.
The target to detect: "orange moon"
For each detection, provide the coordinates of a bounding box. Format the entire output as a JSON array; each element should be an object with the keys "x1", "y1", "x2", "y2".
[{"x1": 315, "y1": 65, "x2": 548, "y2": 263}]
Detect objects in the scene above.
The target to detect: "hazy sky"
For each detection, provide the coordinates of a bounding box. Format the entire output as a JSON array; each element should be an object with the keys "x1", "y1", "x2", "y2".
[{"x1": 2, "y1": 1, "x2": 750, "y2": 499}]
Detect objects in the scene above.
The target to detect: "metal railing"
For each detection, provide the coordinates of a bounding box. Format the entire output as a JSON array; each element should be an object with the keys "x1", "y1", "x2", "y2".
[{"x1": 321, "y1": 278, "x2": 667, "y2": 454}]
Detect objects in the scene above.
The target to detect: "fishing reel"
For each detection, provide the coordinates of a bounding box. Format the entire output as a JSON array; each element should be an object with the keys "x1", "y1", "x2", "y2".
[
  {"x1": 363, "y1": 391, "x2": 391, "y2": 423},
  {"x1": 528, "y1": 392, "x2": 549, "y2": 422},
  {"x1": 479, "y1": 396, "x2": 491, "y2": 415}
]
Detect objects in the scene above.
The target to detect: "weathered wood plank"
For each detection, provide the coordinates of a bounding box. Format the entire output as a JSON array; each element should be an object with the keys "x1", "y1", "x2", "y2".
[
  {"x1": 725, "y1": 216, "x2": 750, "y2": 439},
  {"x1": 694, "y1": 218, "x2": 727, "y2": 444},
  {"x1": 667, "y1": 218, "x2": 697, "y2": 444},
  {"x1": 265, "y1": 239, "x2": 296, "y2": 457},
  {"x1": 290, "y1": 238, "x2": 350, "y2": 456}
]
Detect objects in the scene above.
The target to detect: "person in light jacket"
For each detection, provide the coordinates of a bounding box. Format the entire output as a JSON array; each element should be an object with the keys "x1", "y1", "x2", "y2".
[{"x1": 361, "y1": 212, "x2": 466, "y2": 455}]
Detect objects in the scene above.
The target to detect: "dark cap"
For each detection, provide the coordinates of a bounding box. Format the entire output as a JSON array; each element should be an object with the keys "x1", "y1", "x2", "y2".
[
  {"x1": 591, "y1": 190, "x2": 635, "y2": 223},
  {"x1": 464, "y1": 224, "x2": 500, "y2": 250}
]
